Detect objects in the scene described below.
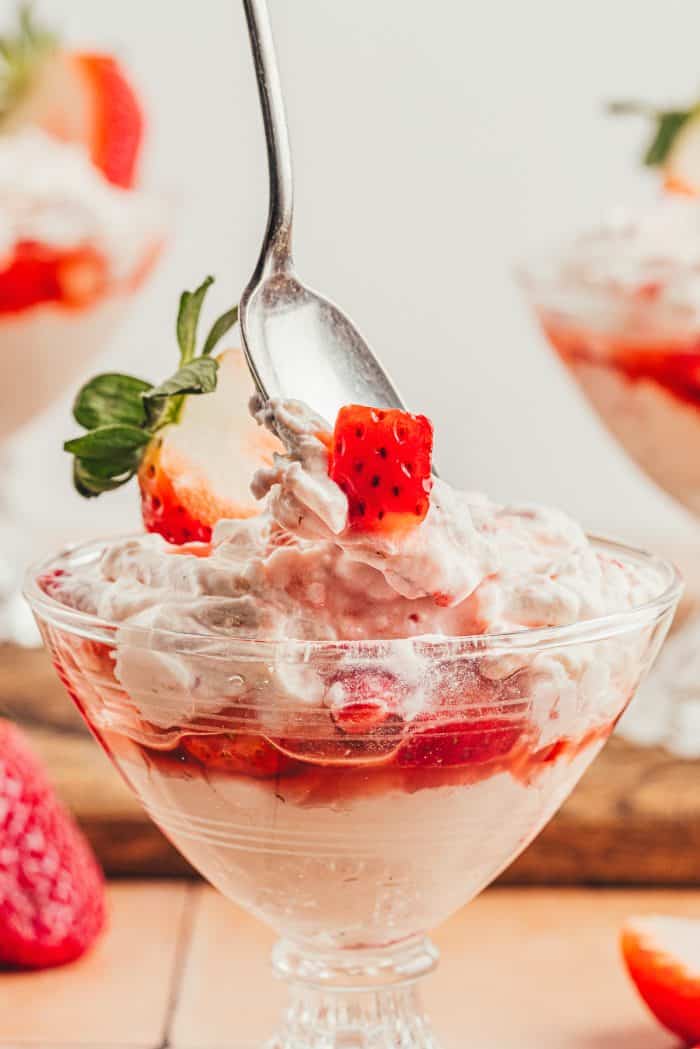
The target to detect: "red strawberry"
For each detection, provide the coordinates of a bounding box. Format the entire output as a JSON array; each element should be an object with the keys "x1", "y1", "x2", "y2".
[
  {"x1": 138, "y1": 440, "x2": 213, "y2": 545},
  {"x1": 0, "y1": 719, "x2": 105, "y2": 969},
  {"x1": 65, "y1": 278, "x2": 282, "y2": 543},
  {"x1": 398, "y1": 714, "x2": 523, "y2": 768},
  {"x1": 329, "y1": 405, "x2": 433, "y2": 532},
  {"x1": 326, "y1": 669, "x2": 403, "y2": 735},
  {"x1": 0, "y1": 11, "x2": 144, "y2": 189},
  {"x1": 72, "y1": 53, "x2": 144, "y2": 189},
  {"x1": 182, "y1": 732, "x2": 294, "y2": 778},
  {"x1": 621, "y1": 916, "x2": 700, "y2": 1044},
  {"x1": 0, "y1": 241, "x2": 108, "y2": 315}
]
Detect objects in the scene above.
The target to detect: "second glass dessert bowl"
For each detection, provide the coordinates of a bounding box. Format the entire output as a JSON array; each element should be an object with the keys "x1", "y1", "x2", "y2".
[
  {"x1": 519, "y1": 209, "x2": 700, "y2": 752},
  {"x1": 26, "y1": 535, "x2": 680, "y2": 1049}
]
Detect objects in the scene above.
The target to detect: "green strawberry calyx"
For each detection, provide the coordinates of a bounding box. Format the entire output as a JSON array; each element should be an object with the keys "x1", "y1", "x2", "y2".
[
  {"x1": 64, "y1": 276, "x2": 238, "y2": 498},
  {"x1": 0, "y1": 4, "x2": 57, "y2": 127},
  {"x1": 608, "y1": 98, "x2": 700, "y2": 167}
]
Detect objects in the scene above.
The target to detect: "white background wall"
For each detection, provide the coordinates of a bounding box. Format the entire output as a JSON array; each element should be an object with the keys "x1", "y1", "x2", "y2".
[{"x1": 8, "y1": 0, "x2": 700, "y2": 549}]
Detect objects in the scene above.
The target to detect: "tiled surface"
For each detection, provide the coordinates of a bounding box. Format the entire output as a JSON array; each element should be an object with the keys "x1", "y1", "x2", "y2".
[
  {"x1": 0, "y1": 883, "x2": 693, "y2": 1048},
  {"x1": 0, "y1": 882, "x2": 190, "y2": 1047}
]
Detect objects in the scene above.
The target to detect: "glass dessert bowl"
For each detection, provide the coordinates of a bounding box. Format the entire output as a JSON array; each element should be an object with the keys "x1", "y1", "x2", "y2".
[
  {"x1": 519, "y1": 200, "x2": 700, "y2": 754},
  {"x1": 519, "y1": 203, "x2": 700, "y2": 516},
  {"x1": 0, "y1": 6, "x2": 164, "y2": 642},
  {"x1": 26, "y1": 534, "x2": 679, "y2": 1048}
]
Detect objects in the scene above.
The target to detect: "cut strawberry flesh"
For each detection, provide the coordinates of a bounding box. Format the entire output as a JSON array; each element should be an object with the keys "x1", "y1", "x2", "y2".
[
  {"x1": 327, "y1": 668, "x2": 402, "y2": 735},
  {"x1": 329, "y1": 404, "x2": 433, "y2": 532},
  {"x1": 139, "y1": 441, "x2": 212, "y2": 545},
  {"x1": 398, "y1": 715, "x2": 524, "y2": 768},
  {"x1": 622, "y1": 916, "x2": 700, "y2": 1044},
  {"x1": 181, "y1": 732, "x2": 296, "y2": 778},
  {"x1": 0, "y1": 241, "x2": 108, "y2": 315}
]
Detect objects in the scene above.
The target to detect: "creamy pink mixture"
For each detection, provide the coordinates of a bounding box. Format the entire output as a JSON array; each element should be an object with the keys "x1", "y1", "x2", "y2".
[{"x1": 48, "y1": 397, "x2": 658, "y2": 736}]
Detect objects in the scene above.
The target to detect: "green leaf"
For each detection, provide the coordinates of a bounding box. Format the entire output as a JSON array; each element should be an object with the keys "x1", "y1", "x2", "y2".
[
  {"x1": 176, "y1": 275, "x2": 214, "y2": 363},
  {"x1": 142, "y1": 357, "x2": 219, "y2": 402},
  {"x1": 73, "y1": 458, "x2": 139, "y2": 498},
  {"x1": 644, "y1": 110, "x2": 691, "y2": 166},
  {"x1": 64, "y1": 424, "x2": 151, "y2": 461},
  {"x1": 202, "y1": 304, "x2": 239, "y2": 356},
  {"x1": 73, "y1": 373, "x2": 153, "y2": 430}
]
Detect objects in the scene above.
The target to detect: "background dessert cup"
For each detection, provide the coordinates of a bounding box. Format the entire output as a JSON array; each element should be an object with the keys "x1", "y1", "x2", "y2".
[
  {"x1": 519, "y1": 209, "x2": 700, "y2": 754},
  {"x1": 0, "y1": 187, "x2": 162, "y2": 643},
  {"x1": 0, "y1": 1, "x2": 165, "y2": 642},
  {"x1": 26, "y1": 535, "x2": 680, "y2": 1049}
]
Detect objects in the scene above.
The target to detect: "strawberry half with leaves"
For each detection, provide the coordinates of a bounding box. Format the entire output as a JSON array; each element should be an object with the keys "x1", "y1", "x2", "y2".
[
  {"x1": 329, "y1": 404, "x2": 434, "y2": 532},
  {"x1": 0, "y1": 5, "x2": 144, "y2": 188},
  {"x1": 64, "y1": 276, "x2": 281, "y2": 544}
]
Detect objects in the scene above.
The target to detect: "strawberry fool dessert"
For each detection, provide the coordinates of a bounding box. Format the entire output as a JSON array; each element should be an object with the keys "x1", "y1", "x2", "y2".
[
  {"x1": 523, "y1": 199, "x2": 700, "y2": 516},
  {"x1": 0, "y1": 7, "x2": 162, "y2": 440},
  {"x1": 24, "y1": 280, "x2": 680, "y2": 977},
  {"x1": 521, "y1": 96, "x2": 700, "y2": 515},
  {"x1": 521, "y1": 95, "x2": 700, "y2": 757}
]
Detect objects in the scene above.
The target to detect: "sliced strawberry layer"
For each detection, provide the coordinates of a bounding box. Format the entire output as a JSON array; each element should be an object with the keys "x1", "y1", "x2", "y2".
[
  {"x1": 182, "y1": 732, "x2": 297, "y2": 778},
  {"x1": 327, "y1": 669, "x2": 404, "y2": 735},
  {"x1": 397, "y1": 715, "x2": 525, "y2": 768},
  {"x1": 543, "y1": 316, "x2": 700, "y2": 413},
  {"x1": 329, "y1": 404, "x2": 434, "y2": 532},
  {"x1": 0, "y1": 241, "x2": 108, "y2": 315}
]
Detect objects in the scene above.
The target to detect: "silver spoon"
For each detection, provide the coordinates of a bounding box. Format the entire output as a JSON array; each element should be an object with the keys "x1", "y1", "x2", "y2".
[{"x1": 239, "y1": 0, "x2": 405, "y2": 424}]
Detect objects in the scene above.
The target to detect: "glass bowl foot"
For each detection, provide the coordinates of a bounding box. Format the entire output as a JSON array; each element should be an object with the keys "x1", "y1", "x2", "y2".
[{"x1": 265, "y1": 936, "x2": 442, "y2": 1049}]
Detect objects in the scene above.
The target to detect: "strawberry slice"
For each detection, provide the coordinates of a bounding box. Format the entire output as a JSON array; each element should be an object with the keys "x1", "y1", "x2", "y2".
[
  {"x1": 64, "y1": 277, "x2": 282, "y2": 543},
  {"x1": 0, "y1": 11, "x2": 144, "y2": 189},
  {"x1": 181, "y1": 732, "x2": 295, "y2": 778},
  {"x1": 0, "y1": 241, "x2": 108, "y2": 315},
  {"x1": 329, "y1": 405, "x2": 433, "y2": 532},
  {"x1": 622, "y1": 916, "x2": 700, "y2": 1044},
  {"x1": 0, "y1": 719, "x2": 105, "y2": 969},
  {"x1": 73, "y1": 53, "x2": 144, "y2": 189},
  {"x1": 398, "y1": 713, "x2": 524, "y2": 768},
  {"x1": 326, "y1": 669, "x2": 403, "y2": 735}
]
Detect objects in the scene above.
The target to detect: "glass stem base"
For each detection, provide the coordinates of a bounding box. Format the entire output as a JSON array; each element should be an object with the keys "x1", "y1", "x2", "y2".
[{"x1": 266, "y1": 936, "x2": 442, "y2": 1049}]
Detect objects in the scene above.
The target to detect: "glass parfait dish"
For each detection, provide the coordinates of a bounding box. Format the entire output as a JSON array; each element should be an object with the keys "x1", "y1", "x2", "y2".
[
  {"x1": 519, "y1": 204, "x2": 700, "y2": 753},
  {"x1": 26, "y1": 534, "x2": 680, "y2": 1049}
]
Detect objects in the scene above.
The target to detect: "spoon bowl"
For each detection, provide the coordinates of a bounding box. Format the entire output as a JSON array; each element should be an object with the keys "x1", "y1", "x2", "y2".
[
  {"x1": 240, "y1": 0, "x2": 405, "y2": 424},
  {"x1": 241, "y1": 269, "x2": 406, "y2": 423}
]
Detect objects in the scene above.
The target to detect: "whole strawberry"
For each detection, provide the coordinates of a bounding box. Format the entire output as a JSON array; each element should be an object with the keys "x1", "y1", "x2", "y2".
[{"x1": 0, "y1": 719, "x2": 105, "y2": 969}]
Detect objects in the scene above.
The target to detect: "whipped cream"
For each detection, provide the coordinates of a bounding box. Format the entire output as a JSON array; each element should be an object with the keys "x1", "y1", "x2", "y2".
[
  {"x1": 531, "y1": 197, "x2": 700, "y2": 329},
  {"x1": 48, "y1": 398, "x2": 662, "y2": 733},
  {"x1": 0, "y1": 129, "x2": 163, "y2": 278}
]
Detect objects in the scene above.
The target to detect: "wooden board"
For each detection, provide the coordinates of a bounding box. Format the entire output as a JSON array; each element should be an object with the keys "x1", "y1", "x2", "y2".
[
  {"x1": 3, "y1": 642, "x2": 700, "y2": 883},
  {"x1": 1, "y1": 883, "x2": 695, "y2": 1047}
]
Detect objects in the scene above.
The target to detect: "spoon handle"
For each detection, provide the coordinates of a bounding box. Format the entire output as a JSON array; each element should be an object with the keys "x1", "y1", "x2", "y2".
[{"x1": 242, "y1": 0, "x2": 294, "y2": 272}]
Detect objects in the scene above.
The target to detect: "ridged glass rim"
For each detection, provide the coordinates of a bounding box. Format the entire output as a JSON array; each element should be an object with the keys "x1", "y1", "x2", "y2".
[{"x1": 23, "y1": 534, "x2": 683, "y2": 660}]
